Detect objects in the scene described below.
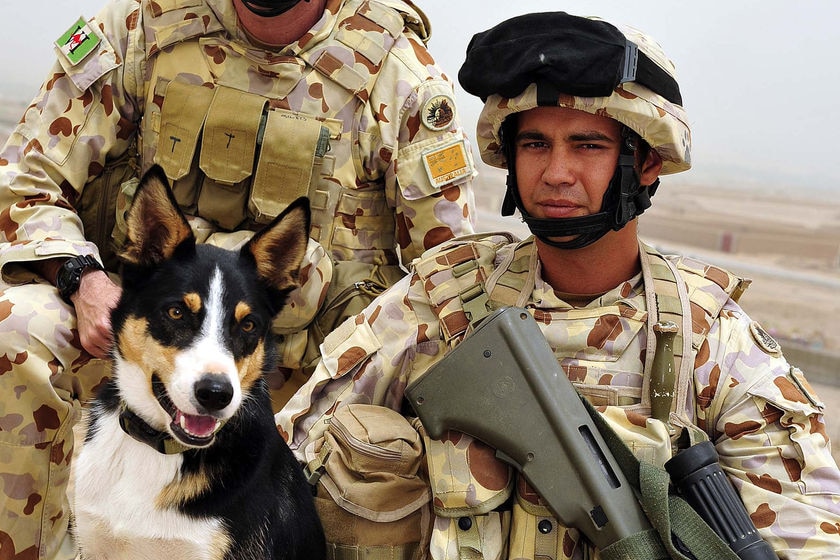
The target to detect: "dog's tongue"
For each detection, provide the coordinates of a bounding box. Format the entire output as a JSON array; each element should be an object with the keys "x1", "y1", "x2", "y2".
[{"x1": 177, "y1": 411, "x2": 218, "y2": 438}]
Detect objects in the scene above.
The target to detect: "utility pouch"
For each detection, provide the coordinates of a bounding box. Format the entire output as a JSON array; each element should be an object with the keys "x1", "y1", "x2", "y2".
[
  {"x1": 419, "y1": 426, "x2": 513, "y2": 560},
  {"x1": 509, "y1": 477, "x2": 568, "y2": 560},
  {"x1": 196, "y1": 86, "x2": 265, "y2": 230},
  {"x1": 249, "y1": 109, "x2": 334, "y2": 224},
  {"x1": 304, "y1": 404, "x2": 431, "y2": 559}
]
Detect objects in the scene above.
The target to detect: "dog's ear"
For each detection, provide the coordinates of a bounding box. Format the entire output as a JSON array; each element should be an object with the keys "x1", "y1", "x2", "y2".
[
  {"x1": 119, "y1": 165, "x2": 195, "y2": 266},
  {"x1": 244, "y1": 197, "x2": 311, "y2": 294}
]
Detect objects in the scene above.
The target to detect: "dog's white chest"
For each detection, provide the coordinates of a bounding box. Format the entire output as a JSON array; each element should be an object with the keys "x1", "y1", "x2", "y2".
[{"x1": 74, "y1": 411, "x2": 228, "y2": 559}]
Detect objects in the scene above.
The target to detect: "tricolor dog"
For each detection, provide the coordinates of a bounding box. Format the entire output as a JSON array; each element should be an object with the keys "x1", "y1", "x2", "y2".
[{"x1": 73, "y1": 165, "x2": 325, "y2": 559}]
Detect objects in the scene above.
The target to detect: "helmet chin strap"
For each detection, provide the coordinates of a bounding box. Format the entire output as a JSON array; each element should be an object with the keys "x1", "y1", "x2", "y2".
[
  {"x1": 240, "y1": 0, "x2": 307, "y2": 17},
  {"x1": 502, "y1": 126, "x2": 659, "y2": 250}
]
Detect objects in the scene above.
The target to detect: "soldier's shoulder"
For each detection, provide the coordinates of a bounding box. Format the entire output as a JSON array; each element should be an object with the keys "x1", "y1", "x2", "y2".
[
  {"x1": 370, "y1": 0, "x2": 431, "y2": 43},
  {"x1": 663, "y1": 251, "x2": 750, "y2": 301}
]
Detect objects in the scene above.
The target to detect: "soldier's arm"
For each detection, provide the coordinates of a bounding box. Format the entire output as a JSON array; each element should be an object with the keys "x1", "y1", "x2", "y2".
[
  {"x1": 0, "y1": 0, "x2": 144, "y2": 278},
  {"x1": 696, "y1": 300, "x2": 840, "y2": 557},
  {"x1": 277, "y1": 271, "x2": 445, "y2": 456},
  {"x1": 372, "y1": 24, "x2": 476, "y2": 265}
]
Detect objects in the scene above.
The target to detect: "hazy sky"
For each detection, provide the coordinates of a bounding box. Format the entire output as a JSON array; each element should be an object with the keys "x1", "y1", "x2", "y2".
[{"x1": 2, "y1": 1, "x2": 838, "y2": 193}]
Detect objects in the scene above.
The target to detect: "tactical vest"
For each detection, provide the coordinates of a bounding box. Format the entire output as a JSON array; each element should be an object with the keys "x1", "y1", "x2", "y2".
[
  {"x1": 132, "y1": 0, "x2": 418, "y2": 264},
  {"x1": 407, "y1": 234, "x2": 749, "y2": 560}
]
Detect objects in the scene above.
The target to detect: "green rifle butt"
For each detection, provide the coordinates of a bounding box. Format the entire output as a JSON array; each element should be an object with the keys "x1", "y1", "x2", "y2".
[{"x1": 406, "y1": 306, "x2": 653, "y2": 551}]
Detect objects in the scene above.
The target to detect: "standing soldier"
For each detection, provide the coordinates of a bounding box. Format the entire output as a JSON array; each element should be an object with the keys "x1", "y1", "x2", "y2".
[
  {"x1": 0, "y1": 0, "x2": 475, "y2": 557},
  {"x1": 279, "y1": 11, "x2": 840, "y2": 559}
]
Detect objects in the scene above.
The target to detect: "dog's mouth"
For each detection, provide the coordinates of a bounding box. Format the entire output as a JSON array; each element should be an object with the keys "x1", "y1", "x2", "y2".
[{"x1": 152, "y1": 374, "x2": 222, "y2": 447}]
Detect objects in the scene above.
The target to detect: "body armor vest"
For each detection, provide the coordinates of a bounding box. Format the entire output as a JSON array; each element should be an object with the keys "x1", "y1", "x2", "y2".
[{"x1": 136, "y1": 0, "x2": 413, "y2": 264}]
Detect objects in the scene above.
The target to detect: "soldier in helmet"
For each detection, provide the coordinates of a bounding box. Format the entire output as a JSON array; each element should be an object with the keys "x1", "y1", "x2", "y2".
[
  {"x1": 279, "y1": 11, "x2": 840, "y2": 559},
  {"x1": 0, "y1": 0, "x2": 476, "y2": 556}
]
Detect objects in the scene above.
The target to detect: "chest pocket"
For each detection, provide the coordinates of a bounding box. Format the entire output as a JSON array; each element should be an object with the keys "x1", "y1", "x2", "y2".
[
  {"x1": 537, "y1": 305, "x2": 649, "y2": 407},
  {"x1": 154, "y1": 80, "x2": 337, "y2": 230}
]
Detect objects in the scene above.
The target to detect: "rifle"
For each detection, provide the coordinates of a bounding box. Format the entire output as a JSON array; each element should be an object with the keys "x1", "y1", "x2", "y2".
[{"x1": 406, "y1": 306, "x2": 777, "y2": 559}]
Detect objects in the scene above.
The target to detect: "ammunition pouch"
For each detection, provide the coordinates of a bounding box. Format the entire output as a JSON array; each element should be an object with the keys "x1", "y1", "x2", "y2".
[
  {"x1": 154, "y1": 81, "x2": 337, "y2": 231},
  {"x1": 304, "y1": 404, "x2": 432, "y2": 559}
]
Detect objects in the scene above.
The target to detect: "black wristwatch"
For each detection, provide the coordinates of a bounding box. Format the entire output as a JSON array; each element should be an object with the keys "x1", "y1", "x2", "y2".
[{"x1": 56, "y1": 255, "x2": 104, "y2": 304}]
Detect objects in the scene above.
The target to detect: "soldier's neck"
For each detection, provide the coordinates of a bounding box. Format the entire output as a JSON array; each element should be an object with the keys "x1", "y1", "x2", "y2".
[
  {"x1": 536, "y1": 225, "x2": 641, "y2": 296},
  {"x1": 234, "y1": 0, "x2": 327, "y2": 49}
]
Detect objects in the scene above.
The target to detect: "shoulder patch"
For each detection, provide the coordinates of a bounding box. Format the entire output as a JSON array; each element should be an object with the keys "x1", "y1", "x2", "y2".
[
  {"x1": 422, "y1": 95, "x2": 456, "y2": 131},
  {"x1": 749, "y1": 321, "x2": 782, "y2": 356},
  {"x1": 421, "y1": 139, "x2": 472, "y2": 190},
  {"x1": 56, "y1": 17, "x2": 101, "y2": 66}
]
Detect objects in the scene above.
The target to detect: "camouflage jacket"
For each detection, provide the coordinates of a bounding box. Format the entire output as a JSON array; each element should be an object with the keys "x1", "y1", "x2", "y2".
[
  {"x1": 0, "y1": 0, "x2": 475, "y2": 279},
  {"x1": 279, "y1": 235, "x2": 840, "y2": 559}
]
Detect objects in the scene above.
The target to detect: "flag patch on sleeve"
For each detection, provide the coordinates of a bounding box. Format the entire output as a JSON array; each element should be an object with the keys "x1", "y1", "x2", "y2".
[{"x1": 56, "y1": 17, "x2": 100, "y2": 66}]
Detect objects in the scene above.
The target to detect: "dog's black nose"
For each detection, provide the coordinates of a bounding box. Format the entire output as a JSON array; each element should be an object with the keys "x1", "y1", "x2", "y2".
[{"x1": 194, "y1": 376, "x2": 234, "y2": 411}]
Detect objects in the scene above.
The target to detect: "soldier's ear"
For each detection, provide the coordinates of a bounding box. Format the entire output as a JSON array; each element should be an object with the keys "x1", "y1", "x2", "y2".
[{"x1": 639, "y1": 149, "x2": 662, "y2": 187}]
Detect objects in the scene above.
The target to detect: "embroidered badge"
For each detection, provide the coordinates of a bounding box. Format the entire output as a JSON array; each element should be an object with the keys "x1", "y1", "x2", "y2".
[
  {"x1": 56, "y1": 17, "x2": 101, "y2": 66},
  {"x1": 749, "y1": 321, "x2": 782, "y2": 356},
  {"x1": 422, "y1": 139, "x2": 472, "y2": 189},
  {"x1": 422, "y1": 95, "x2": 456, "y2": 131}
]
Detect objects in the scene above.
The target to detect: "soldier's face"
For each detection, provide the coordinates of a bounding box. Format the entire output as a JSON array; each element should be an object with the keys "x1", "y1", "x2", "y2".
[{"x1": 513, "y1": 107, "x2": 622, "y2": 222}]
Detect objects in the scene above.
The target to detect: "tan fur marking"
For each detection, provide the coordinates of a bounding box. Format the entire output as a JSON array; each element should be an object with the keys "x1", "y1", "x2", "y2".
[
  {"x1": 208, "y1": 532, "x2": 233, "y2": 560},
  {"x1": 156, "y1": 470, "x2": 212, "y2": 510},
  {"x1": 237, "y1": 341, "x2": 266, "y2": 389},
  {"x1": 235, "y1": 301, "x2": 252, "y2": 323},
  {"x1": 184, "y1": 292, "x2": 202, "y2": 314},
  {"x1": 118, "y1": 316, "x2": 179, "y2": 384}
]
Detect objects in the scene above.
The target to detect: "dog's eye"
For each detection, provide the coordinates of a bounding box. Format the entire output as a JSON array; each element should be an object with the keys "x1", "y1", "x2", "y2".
[
  {"x1": 168, "y1": 306, "x2": 184, "y2": 320},
  {"x1": 240, "y1": 318, "x2": 256, "y2": 333}
]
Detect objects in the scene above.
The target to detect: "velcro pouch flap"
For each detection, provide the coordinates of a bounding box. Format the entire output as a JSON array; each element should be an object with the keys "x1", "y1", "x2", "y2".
[
  {"x1": 199, "y1": 86, "x2": 265, "y2": 184},
  {"x1": 156, "y1": 80, "x2": 214, "y2": 180},
  {"x1": 308, "y1": 404, "x2": 430, "y2": 522},
  {"x1": 249, "y1": 109, "x2": 326, "y2": 223}
]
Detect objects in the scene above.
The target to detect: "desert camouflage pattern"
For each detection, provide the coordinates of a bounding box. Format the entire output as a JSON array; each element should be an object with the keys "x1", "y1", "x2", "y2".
[
  {"x1": 279, "y1": 235, "x2": 840, "y2": 559},
  {"x1": 0, "y1": 0, "x2": 474, "y2": 556},
  {"x1": 0, "y1": 281, "x2": 110, "y2": 560},
  {"x1": 476, "y1": 24, "x2": 691, "y2": 175}
]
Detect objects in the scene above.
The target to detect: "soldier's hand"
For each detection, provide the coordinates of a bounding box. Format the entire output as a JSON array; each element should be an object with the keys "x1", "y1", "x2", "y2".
[{"x1": 72, "y1": 270, "x2": 122, "y2": 359}]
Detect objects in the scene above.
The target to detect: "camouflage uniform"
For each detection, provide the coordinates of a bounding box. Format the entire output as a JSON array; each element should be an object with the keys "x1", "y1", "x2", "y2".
[
  {"x1": 0, "y1": 0, "x2": 475, "y2": 556},
  {"x1": 279, "y1": 235, "x2": 840, "y2": 559}
]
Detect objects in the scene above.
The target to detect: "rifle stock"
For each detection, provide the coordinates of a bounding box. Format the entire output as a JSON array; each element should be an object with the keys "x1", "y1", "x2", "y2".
[{"x1": 406, "y1": 307, "x2": 654, "y2": 552}]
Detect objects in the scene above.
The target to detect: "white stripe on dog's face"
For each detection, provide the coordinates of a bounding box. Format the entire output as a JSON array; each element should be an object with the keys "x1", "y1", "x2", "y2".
[
  {"x1": 169, "y1": 268, "x2": 242, "y2": 419},
  {"x1": 115, "y1": 265, "x2": 252, "y2": 442}
]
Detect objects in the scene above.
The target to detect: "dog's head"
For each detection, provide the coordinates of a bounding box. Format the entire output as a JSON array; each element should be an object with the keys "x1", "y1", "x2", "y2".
[{"x1": 111, "y1": 165, "x2": 310, "y2": 449}]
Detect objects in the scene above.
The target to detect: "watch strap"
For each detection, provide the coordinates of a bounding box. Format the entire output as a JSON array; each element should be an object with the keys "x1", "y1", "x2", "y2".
[{"x1": 57, "y1": 255, "x2": 104, "y2": 304}]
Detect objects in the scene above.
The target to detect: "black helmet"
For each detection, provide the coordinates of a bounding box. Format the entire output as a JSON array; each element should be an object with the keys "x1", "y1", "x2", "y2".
[
  {"x1": 239, "y1": 0, "x2": 307, "y2": 17},
  {"x1": 459, "y1": 12, "x2": 690, "y2": 249}
]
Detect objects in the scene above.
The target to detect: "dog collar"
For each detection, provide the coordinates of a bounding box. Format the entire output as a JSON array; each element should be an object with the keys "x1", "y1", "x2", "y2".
[{"x1": 118, "y1": 404, "x2": 190, "y2": 455}]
